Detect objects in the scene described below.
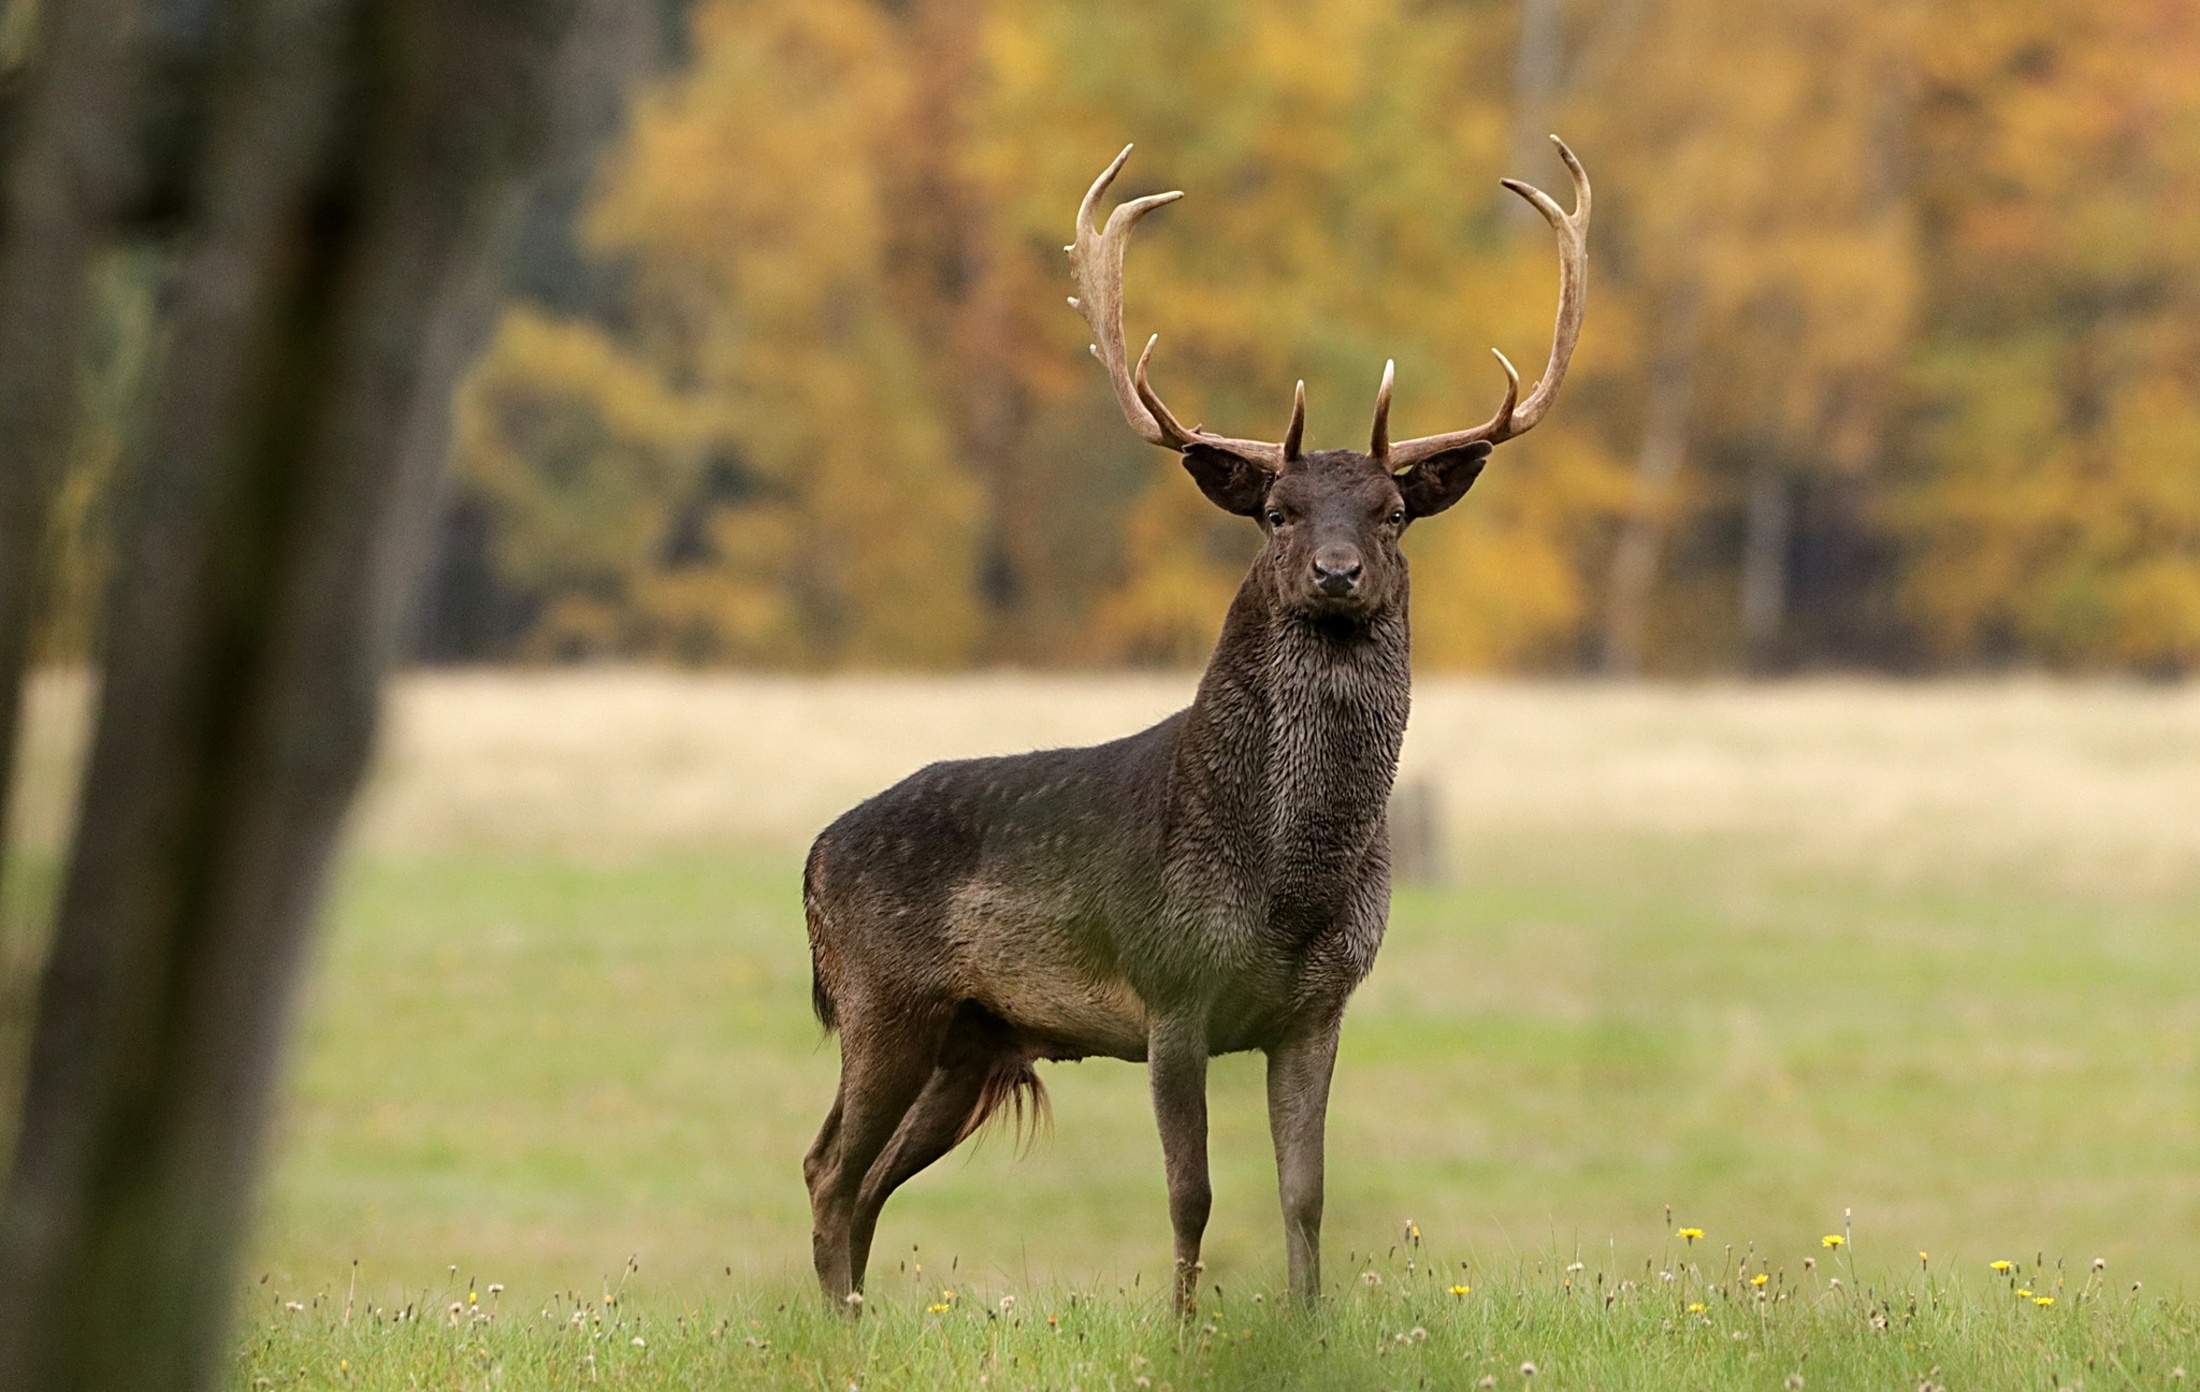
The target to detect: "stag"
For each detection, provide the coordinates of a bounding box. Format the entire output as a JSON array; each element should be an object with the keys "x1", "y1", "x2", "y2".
[{"x1": 803, "y1": 137, "x2": 1589, "y2": 1313}]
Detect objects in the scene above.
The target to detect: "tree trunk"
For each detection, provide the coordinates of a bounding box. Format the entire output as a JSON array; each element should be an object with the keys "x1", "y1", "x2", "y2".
[
  {"x1": 1600, "y1": 293, "x2": 1698, "y2": 676},
  {"x1": 0, "y1": 2, "x2": 609, "y2": 1387},
  {"x1": 1507, "y1": 0, "x2": 1565, "y2": 220},
  {"x1": 1739, "y1": 452, "x2": 1793, "y2": 673},
  {"x1": 0, "y1": 0, "x2": 145, "y2": 906}
]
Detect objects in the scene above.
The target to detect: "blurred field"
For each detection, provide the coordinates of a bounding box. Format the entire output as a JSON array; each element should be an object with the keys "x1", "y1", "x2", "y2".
[{"x1": 12, "y1": 670, "x2": 2200, "y2": 1315}]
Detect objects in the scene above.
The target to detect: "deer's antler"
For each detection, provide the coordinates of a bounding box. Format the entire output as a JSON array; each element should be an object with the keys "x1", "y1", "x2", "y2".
[
  {"x1": 1372, "y1": 136, "x2": 1591, "y2": 469},
  {"x1": 1069, "y1": 146, "x2": 1301, "y2": 470}
]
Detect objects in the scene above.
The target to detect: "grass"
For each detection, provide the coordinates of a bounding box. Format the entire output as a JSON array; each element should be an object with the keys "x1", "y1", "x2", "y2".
[
  {"x1": 228, "y1": 834, "x2": 2200, "y2": 1385},
  {"x1": 235, "y1": 1252, "x2": 2200, "y2": 1390}
]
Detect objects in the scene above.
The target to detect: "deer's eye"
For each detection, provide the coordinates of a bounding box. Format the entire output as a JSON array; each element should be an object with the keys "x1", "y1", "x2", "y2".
[
  {"x1": 1388, "y1": 509, "x2": 1407, "y2": 527},
  {"x1": 1266, "y1": 510, "x2": 1287, "y2": 529}
]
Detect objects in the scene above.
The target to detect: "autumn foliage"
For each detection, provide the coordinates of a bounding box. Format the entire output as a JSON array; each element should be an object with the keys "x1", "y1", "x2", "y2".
[{"x1": 428, "y1": 0, "x2": 2200, "y2": 671}]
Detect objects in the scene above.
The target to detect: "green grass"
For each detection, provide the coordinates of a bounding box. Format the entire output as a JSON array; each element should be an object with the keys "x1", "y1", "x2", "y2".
[
  {"x1": 225, "y1": 830, "x2": 2200, "y2": 1384},
  {"x1": 235, "y1": 1254, "x2": 2199, "y2": 1391}
]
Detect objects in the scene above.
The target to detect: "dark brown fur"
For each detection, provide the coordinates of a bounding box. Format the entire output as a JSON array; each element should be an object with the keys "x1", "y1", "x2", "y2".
[{"x1": 801, "y1": 441, "x2": 1490, "y2": 1313}]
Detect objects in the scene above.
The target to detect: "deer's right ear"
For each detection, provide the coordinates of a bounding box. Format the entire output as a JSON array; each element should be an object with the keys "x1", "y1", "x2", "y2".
[{"x1": 1181, "y1": 444, "x2": 1274, "y2": 517}]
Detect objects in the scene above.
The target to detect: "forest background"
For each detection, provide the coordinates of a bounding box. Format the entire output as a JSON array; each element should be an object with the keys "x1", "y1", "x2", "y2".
[{"x1": 26, "y1": 0, "x2": 2200, "y2": 677}]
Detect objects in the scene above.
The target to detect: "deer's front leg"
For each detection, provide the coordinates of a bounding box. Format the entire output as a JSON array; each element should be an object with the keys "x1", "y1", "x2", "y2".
[
  {"x1": 1148, "y1": 1017, "x2": 1211, "y2": 1317},
  {"x1": 1267, "y1": 1016, "x2": 1342, "y2": 1309}
]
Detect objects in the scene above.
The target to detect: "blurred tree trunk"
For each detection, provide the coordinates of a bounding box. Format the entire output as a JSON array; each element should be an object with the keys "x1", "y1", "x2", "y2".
[
  {"x1": 1600, "y1": 291, "x2": 1699, "y2": 676},
  {"x1": 1507, "y1": 0, "x2": 1565, "y2": 224},
  {"x1": 1739, "y1": 449, "x2": 1793, "y2": 671},
  {"x1": 0, "y1": 0, "x2": 144, "y2": 903},
  {"x1": 882, "y1": 0, "x2": 1036, "y2": 659},
  {"x1": 0, "y1": 0, "x2": 612, "y2": 1387}
]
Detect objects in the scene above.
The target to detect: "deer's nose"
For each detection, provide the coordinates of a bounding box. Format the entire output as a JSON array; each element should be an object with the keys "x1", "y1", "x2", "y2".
[{"x1": 1312, "y1": 549, "x2": 1362, "y2": 596}]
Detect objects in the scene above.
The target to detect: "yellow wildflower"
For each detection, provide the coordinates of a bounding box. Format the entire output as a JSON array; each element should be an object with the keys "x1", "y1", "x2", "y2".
[
  {"x1": 1677, "y1": 1227, "x2": 1704, "y2": 1242},
  {"x1": 1750, "y1": 1273, "x2": 1769, "y2": 1288},
  {"x1": 927, "y1": 1303, "x2": 951, "y2": 1314},
  {"x1": 2015, "y1": 1287, "x2": 2033, "y2": 1298},
  {"x1": 1687, "y1": 1302, "x2": 1708, "y2": 1313},
  {"x1": 1821, "y1": 1235, "x2": 1845, "y2": 1249},
  {"x1": 1449, "y1": 1285, "x2": 1472, "y2": 1296},
  {"x1": 1989, "y1": 1260, "x2": 2012, "y2": 1273},
  {"x1": 2033, "y1": 1296, "x2": 2055, "y2": 1307}
]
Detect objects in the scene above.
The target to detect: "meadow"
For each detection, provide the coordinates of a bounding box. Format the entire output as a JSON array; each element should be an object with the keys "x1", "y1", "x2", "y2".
[{"x1": 12, "y1": 671, "x2": 2200, "y2": 1387}]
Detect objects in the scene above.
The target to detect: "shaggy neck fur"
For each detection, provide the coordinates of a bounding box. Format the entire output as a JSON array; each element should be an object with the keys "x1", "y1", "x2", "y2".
[{"x1": 1176, "y1": 559, "x2": 1411, "y2": 919}]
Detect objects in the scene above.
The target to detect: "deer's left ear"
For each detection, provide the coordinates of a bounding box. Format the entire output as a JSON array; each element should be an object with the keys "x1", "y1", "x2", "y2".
[{"x1": 1395, "y1": 442, "x2": 1492, "y2": 519}]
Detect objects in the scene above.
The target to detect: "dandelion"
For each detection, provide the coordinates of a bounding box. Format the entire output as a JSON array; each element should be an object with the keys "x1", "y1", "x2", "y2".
[
  {"x1": 1821, "y1": 1235, "x2": 1845, "y2": 1249},
  {"x1": 1520, "y1": 1361, "x2": 1539, "y2": 1377},
  {"x1": 1677, "y1": 1228, "x2": 1704, "y2": 1242},
  {"x1": 467, "y1": 1291, "x2": 478, "y2": 1306},
  {"x1": 487, "y1": 1284, "x2": 504, "y2": 1296},
  {"x1": 2033, "y1": 1296, "x2": 2054, "y2": 1307},
  {"x1": 1449, "y1": 1284, "x2": 1473, "y2": 1296},
  {"x1": 1362, "y1": 1271, "x2": 1382, "y2": 1286},
  {"x1": 1989, "y1": 1260, "x2": 2012, "y2": 1273},
  {"x1": 999, "y1": 1295, "x2": 1016, "y2": 1313},
  {"x1": 2015, "y1": 1288, "x2": 2033, "y2": 1298},
  {"x1": 632, "y1": 1336, "x2": 646, "y2": 1348},
  {"x1": 927, "y1": 1303, "x2": 952, "y2": 1314},
  {"x1": 1687, "y1": 1302, "x2": 1708, "y2": 1313},
  {"x1": 1918, "y1": 1252, "x2": 1929, "y2": 1266},
  {"x1": 1750, "y1": 1273, "x2": 1769, "y2": 1288},
  {"x1": 2092, "y1": 1257, "x2": 2107, "y2": 1271}
]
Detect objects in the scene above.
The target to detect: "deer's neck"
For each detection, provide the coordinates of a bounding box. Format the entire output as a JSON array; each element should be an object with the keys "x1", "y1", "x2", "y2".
[{"x1": 1179, "y1": 568, "x2": 1411, "y2": 886}]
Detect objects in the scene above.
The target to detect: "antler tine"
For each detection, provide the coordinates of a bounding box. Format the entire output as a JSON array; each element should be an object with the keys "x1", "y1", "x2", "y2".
[
  {"x1": 1369, "y1": 359, "x2": 1395, "y2": 461},
  {"x1": 1069, "y1": 146, "x2": 1286, "y2": 469},
  {"x1": 1283, "y1": 381, "x2": 1306, "y2": 461},
  {"x1": 1385, "y1": 136, "x2": 1591, "y2": 470}
]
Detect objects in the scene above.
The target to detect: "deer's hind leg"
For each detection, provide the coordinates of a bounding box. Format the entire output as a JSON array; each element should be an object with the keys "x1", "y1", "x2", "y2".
[
  {"x1": 845, "y1": 1059, "x2": 990, "y2": 1289},
  {"x1": 808, "y1": 1003, "x2": 948, "y2": 1307}
]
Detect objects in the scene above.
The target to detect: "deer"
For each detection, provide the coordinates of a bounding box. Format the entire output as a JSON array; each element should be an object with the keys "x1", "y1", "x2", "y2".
[{"x1": 802, "y1": 137, "x2": 1589, "y2": 1315}]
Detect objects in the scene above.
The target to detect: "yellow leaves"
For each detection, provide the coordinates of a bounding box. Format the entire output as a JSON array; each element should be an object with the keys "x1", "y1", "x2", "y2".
[{"x1": 438, "y1": 0, "x2": 2200, "y2": 674}]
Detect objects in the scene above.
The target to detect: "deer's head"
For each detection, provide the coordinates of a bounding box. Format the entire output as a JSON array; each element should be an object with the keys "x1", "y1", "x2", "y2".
[{"x1": 1069, "y1": 139, "x2": 1590, "y2": 622}]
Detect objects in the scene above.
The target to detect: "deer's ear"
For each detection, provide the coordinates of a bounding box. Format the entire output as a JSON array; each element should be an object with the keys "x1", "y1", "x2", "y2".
[
  {"x1": 1394, "y1": 442, "x2": 1492, "y2": 519},
  {"x1": 1181, "y1": 444, "x2": 1274, "y2": 517}
]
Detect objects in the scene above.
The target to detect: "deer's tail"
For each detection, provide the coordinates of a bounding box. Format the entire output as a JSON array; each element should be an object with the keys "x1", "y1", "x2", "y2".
[
  {"x1": 956, "y1": 1053, "x2": 1050, "y2": 1152},
  {"x1": 803, "y1": 839, "x2": 838, "y2": 1033}
]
